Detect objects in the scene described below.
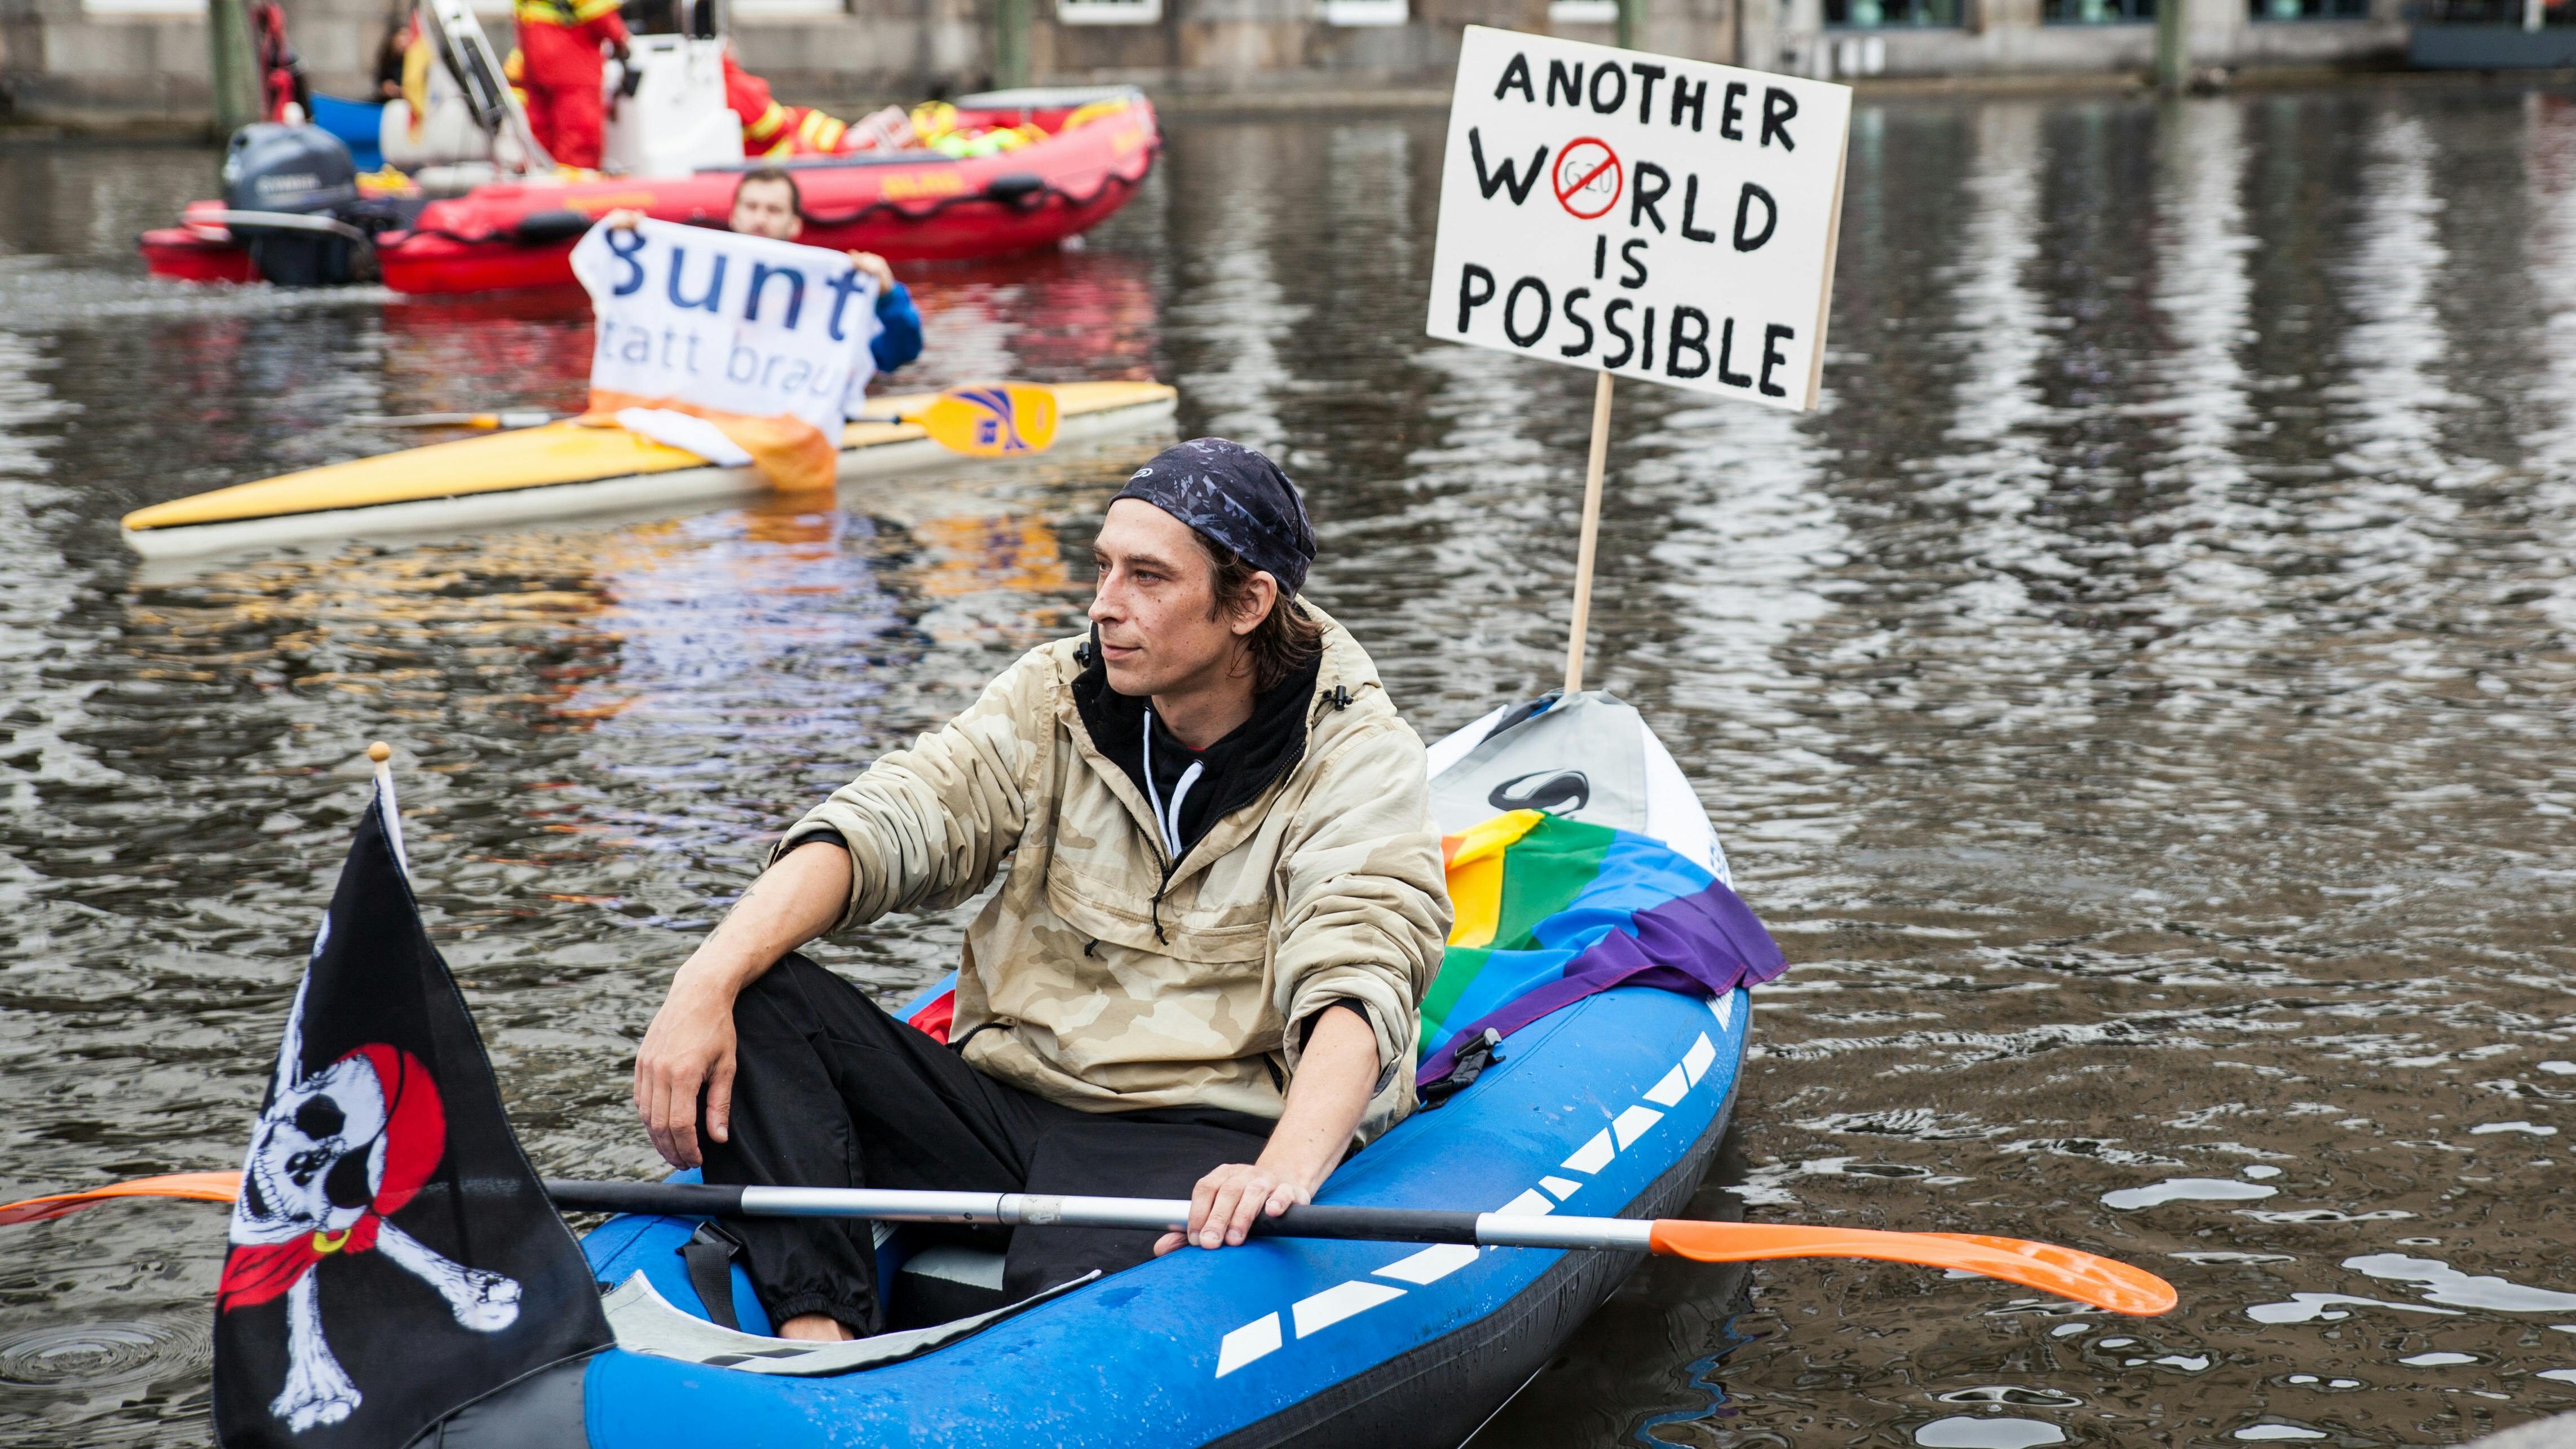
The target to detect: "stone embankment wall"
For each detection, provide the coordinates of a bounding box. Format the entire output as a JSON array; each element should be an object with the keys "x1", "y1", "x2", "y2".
[{"x1": 1, "y1": 0, "x2": 2400, "y2": 129}]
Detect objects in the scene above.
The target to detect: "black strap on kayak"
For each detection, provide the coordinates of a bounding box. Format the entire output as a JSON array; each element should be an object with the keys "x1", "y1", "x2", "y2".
[
  {"x1": 1419, "y1": 1028, "x2": 1504, "y2": 1111},
  {"x1": 678, "y1": 1222, "x2": 745, "y2": 1332}
]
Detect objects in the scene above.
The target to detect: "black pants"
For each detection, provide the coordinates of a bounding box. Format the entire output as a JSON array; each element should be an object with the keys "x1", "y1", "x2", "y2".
[{"x1": 698, "y1": 953, "x2": 1274, "y2": 1334}]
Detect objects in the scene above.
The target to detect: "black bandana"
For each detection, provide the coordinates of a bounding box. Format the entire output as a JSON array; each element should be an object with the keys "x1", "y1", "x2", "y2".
[{"x1": 1112, "y1": 439, "x2": 1316, "y2": 599}]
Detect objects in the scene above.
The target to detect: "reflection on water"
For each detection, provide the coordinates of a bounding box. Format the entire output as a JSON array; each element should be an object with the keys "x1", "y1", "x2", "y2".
[{"x1": 5, "y1": 87, "x2": 2576, "y2": 1447}]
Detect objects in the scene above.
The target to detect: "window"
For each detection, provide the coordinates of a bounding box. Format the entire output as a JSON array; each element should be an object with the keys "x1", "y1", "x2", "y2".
[
  {"x1": 1548, "y1": 0, "x2": 1620, "y2": 22},
  {"x1": 1058, "y1": 0, "x2": 1161, "y2": 23},
  {"x1": 732, "y1": 0, "x2": 843, "y2": 16},
  {"x1": 1320, "y1": 0, "x2": 1406, "y2": 23},
  {"x1": 2042, "y1": 0, "x2": 2154, "y2": 21},
  {"x1": 81, "y1": 0, "x2": 205, "y2": 14},
  {"x1": 2412, "y1": 0, "x2": 2562, "y2": 19},
  {"x1": 2251, "y1": 0, "x2": 2366, "y2": 17},
  {"x1": 1824, "y1": 0, "x2": 1956, "y2": 25}
]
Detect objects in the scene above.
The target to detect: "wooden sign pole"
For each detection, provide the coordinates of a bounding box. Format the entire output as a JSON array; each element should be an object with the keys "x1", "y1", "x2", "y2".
[{"x1": 1562, "y1": 370, "x2": 1615, "y2": 697}]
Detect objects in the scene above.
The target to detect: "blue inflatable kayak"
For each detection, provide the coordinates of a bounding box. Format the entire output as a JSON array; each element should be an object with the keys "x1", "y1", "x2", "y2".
[{"x1": 460, "y1": 693, "x2": 1767, "y2": 1448}]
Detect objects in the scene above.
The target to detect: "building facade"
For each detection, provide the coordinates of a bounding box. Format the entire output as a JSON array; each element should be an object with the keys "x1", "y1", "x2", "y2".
[{"x1": 1, "y1": 0, "x2": 2402, "y2": 127}]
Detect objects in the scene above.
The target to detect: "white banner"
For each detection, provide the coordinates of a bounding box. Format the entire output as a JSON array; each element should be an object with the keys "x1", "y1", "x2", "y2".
[
  {"x1": 571, "y1": 218, "x2": 878, "y2": 436},
  {"x1": 1425, "y1": 27, "x2": 1851, "y2": 410}
]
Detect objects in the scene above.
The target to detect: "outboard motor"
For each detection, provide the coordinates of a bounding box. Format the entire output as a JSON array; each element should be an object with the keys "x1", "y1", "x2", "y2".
[{"x1": 220, "y1": 122, "x2": 364, "y2": 286}]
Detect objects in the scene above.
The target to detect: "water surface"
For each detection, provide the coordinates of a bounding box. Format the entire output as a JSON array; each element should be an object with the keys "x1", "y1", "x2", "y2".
[{"x1": 1, "y1": 87, "x2": 2573, "y2": 1446}]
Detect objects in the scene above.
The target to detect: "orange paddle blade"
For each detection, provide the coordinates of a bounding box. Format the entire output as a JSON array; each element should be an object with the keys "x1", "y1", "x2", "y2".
[
  {"x1": 0, "y1": 1172, "x2": 240, "y2": 1227},
  {"x1": 914, "y1": 384, "x2": 1059, "y2": 458},
  {"x1": 1647, "y1": 1221, "x2": 2177, "y2": 1317}
]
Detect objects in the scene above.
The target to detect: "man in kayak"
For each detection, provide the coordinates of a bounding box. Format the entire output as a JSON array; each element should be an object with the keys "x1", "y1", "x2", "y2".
[
  {"x1": 603, "y1": 167, "x2": 922, "y2": 382},
  {"x1": 633, "y1": 440, "x2": 1449, "y2": 1341}
]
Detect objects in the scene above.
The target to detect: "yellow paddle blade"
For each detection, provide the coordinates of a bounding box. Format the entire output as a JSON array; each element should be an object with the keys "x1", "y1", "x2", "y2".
[
  {"x1": 0, "y1": 1171, "x2": 241, "y2": 1227},
  {"x1": 913, "y1": 384, "x2": 1060, "y2": 458},
  {"x1": 1647, "y1": 1221, "x2": 2177, "y2": 1317}
]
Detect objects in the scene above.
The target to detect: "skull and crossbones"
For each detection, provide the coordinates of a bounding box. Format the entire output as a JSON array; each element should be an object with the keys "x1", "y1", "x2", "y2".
[{"x1": 221, "y1": 951, "x2": 523, "y2": 1433}]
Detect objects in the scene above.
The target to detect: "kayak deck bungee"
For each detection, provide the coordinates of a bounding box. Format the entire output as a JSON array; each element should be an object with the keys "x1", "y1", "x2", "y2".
[{"x1": 117, "y1": 379, "x2": 1177, "y2": 560}]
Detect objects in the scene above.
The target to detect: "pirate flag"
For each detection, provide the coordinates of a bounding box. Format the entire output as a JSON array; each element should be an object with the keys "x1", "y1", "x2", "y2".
[{"x1": 214, "y1": 780, "x2": 612, "y2": 1448}]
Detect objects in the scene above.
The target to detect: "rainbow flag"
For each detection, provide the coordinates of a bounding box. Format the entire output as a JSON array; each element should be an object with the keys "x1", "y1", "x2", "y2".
[{"x1": 1418, "y1": 810, "x2": 1786, "y2": 1087}]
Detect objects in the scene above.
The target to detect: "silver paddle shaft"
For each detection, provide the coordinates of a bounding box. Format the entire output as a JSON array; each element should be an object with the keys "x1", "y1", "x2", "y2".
[{"x1": 736, "y1": 1186, "x2": 1657, "y2": 1251}]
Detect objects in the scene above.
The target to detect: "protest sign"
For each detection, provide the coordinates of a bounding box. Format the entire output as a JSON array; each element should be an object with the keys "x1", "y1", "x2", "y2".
[
  {"x1": 570, "y1": 218, "x2": 878, "y2": 490},
  {"x1": 1422, "y1": 28, "x2": 1851, "y2": 692},
  {"x1": 1427, "y1": 27, "x2": 1849, "y2": 410}
]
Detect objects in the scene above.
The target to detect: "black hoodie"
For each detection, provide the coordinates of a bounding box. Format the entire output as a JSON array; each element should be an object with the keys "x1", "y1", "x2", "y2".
[{"x1": 1070, "y1": 639, "x2": 1322, "y2": 867}]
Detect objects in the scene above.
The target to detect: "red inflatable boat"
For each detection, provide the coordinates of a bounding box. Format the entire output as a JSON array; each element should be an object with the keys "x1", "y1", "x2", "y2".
[{"x1": 140, "y1": 89, "x2": 1159, "y2": 295}]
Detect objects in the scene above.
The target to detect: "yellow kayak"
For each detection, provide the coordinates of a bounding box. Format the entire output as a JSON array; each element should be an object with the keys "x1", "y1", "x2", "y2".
[{"x1": 122, "y1": 381, "x2": 1179, "y2": 561}]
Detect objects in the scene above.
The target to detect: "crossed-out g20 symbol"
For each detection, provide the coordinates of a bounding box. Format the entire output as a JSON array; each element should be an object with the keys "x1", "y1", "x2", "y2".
[{"x1": 1552, "y1": 137, "x2": 1622, "y2": 221}]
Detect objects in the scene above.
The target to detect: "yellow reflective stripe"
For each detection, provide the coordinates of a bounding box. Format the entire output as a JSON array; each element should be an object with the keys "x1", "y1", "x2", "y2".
[
  {"x1": 745, "y1": 101, "x2": 788, "y2": 141},
  {"x1": 796, "y1": 111, "x2": 845, "y2": 149},
  {"x1": 514, "y1": 0, "x2": 577, "y2": 22},
  {"x1": 571, "y1": 0, "x2": 623, "y2": 21}
]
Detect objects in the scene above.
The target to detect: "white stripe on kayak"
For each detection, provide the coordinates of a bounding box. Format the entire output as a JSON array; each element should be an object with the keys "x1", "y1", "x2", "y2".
[
  {"x1": 1292, "y1": 1280, "x2": 1406, "y2": 1338},
  {"x1": 1682, "y1": 1032, "x2": 1716, "y2": 1085},
  {"x1": 1209, "y1": 1013, "x2": 1740, "y2": 1375},
  {"x1": 1214, "y1": 1313, "x2": 1282, "y2": 1377},
  {"x1": 1612, "y1": 1106, "x2": 1664, "y2": 1150},
  {"x1": 1562, "y1": 1129, "x2": 1615, "y2": 1174},
  {"x1": 1375, "y1": 1243, "x2": 1479, "y2": 1285}
]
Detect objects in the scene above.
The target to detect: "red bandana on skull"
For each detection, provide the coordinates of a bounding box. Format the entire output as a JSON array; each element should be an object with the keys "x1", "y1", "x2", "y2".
[{"x1": 218, "y1": 1045, "x2": 445, "y2": 1311}]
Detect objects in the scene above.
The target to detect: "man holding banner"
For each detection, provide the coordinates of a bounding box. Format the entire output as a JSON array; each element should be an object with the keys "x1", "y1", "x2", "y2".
[
  {"x1": 572, "y1": 172, "x2": 922, "y2": 492},
  {"x1": 603, "y1": 167, "x2": 922, "y2": 388}
]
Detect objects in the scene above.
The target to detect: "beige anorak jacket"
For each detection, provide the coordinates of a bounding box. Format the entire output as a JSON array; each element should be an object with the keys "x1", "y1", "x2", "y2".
[{"x1": 770, "y1": 612, "x2": 1451, "y2": 1141}]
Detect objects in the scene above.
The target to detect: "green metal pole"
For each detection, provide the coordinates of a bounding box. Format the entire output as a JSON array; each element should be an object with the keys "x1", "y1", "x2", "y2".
[
  {"x1": 207, "y1": 0, "x2": 263, "y2": 138},
  {"x1": 2153, "y1": 0, "x2": 2187, "y2": 92},
  {"x1": 1616, "y1": 0, "x2": 1637, "y2": 51},
  {"x1": 995, "y1": 0, "x2": 1033, "y2": 90}
]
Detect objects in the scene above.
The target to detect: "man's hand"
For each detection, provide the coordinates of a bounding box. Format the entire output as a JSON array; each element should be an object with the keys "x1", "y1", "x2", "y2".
[
  {"x1": 1155, "y1": 1003, "x2": 1379, "y2": 1255},
  {"x1": 602, "y1": 207, "x2": 647, "y2": 229},
  {"x1": 1168, "y1": 1163, "x2": 1308, "y2": 1251},
  {"x1": 846, "y1": 250, "x2": 895, "y2": 291},
  {"x1": 634, "y1": 970, "x2": 737, "y2": 1168}
]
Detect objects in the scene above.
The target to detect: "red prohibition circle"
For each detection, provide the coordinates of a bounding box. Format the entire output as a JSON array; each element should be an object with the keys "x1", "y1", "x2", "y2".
[{"x1": 1553, "y1": 137, "x2": 1623, "y2": 221}]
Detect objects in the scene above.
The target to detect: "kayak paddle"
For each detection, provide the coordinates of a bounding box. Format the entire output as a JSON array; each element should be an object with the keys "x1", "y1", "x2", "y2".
[
  {"x1": 0, "y1": 1171, "x2": 241, "y2": 1226},
  {"x1": 0, "y1": 1173, "x2": 2176, "y2": 1316},
  {"x1": 351, "y1": 410, "x2": 560, "y2": 430},
  {"x1": 355, "y1": 383, "x2": 1063, "y2": 460},
  {"x1": 858, "y1": 383, "x2": 1061, "y2": 458}
]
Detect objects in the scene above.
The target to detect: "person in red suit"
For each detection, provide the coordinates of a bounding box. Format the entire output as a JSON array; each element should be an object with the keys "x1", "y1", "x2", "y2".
[
  {"x1": 722, "y1": 50, "x2": 847, "y2": 157},
  {"x1": 515, "y1": 0, "x2": 629, "y2": 170},
  {"x1": 250, "y1": 1, "x2": 312, "y2": 123}
]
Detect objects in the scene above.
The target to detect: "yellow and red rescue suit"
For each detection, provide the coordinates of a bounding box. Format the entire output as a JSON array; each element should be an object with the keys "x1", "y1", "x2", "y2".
[
  {"x1": 722, "y1": 53, "x2": 855, "y2": 158},
  {"x1": 515, "y1": 0, "x2": 628, "y2": 169}
]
